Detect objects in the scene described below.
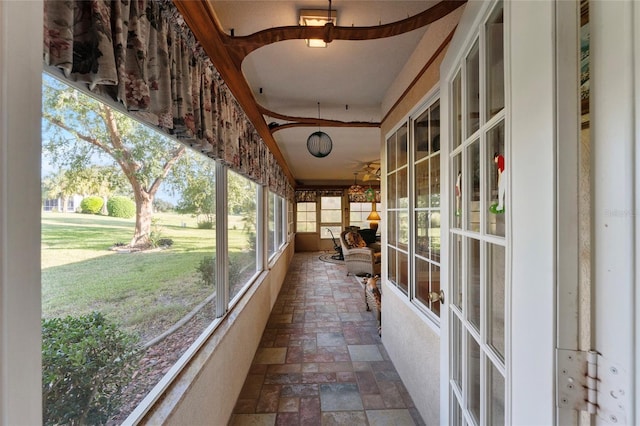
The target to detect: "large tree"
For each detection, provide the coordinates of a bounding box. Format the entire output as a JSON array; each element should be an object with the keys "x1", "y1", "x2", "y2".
[{"x1": 42, "y1": 75, "x2": 186, "y2": 247}]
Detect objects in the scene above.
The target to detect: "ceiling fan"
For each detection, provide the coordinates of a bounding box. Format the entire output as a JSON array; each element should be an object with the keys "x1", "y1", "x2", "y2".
[{"x1": 361, "y1": 162, "x2": 381, "y2": 182}]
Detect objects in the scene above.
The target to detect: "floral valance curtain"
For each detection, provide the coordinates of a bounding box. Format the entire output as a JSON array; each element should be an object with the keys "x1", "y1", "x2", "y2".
[
  {"x1": 43, "y1": 0, "x2": 291, "y2": 200},
  {"x1": 348, "y1": 190, "x2": 381, "y2": 203}
]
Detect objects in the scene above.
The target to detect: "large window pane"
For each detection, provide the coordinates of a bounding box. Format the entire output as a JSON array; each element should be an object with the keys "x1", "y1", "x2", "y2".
[
  {"x1": 320, "y1": 196, "x2": 341, "y2": 223},
  {"x1": 466, "y1": 40, "x2": 480, "y2": 136},
  {"x1": 320, "y1": 196, "x2": 342, "y2": 239},
  {"x1": 228, "y1": 170, "x2": 258, "y2": 301},
  {"x1": 486, "y1": 3, "x2": 505, "y2": 121},
  {"x1": 296, "y1": 202, "x2": 316, "y2": 233},
  {"x1": 41, "y1": 83, "x2": 219, "y2": 423},
  {"x1": 268, "y1": 192, "x2": 276, "y2": 259},
  {"x1": 351, "y1": 201, "x2": 381, "y2": 230}
]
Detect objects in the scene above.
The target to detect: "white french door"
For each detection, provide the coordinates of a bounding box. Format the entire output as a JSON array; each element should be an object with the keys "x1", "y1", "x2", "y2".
[{"x1": 442, "y1": 2, "x2": 508, "y2": 425}]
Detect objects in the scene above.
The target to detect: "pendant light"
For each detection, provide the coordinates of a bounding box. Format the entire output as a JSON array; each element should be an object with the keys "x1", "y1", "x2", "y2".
[
  {"x1": 348, "y1": 172, "x2": 364, "y2": 195},
  {"x1": 307, "y1": 102, "x2": 332, "y2": 158}
]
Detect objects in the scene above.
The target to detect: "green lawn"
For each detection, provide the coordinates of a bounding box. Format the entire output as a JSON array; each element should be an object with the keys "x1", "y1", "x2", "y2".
[{"x1": 41, "y1": 212, "x2": 252, "y2": 342}]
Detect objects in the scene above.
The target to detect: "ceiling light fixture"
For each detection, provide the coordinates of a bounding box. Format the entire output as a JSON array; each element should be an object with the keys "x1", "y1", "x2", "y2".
[
  {"x1": 307, "y1": 102, "x2": 332, "y2": 158},
  {"x1": 299, "y1": 0, "x2": 336, "y2": 48},
  {"x1": 348, "y1": 172, "x2": 364, "y2": 196}
]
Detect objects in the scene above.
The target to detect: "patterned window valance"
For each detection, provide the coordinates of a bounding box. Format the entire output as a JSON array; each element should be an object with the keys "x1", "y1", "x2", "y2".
[
  {"x1": 348, "y1": 189, "x2": 381, "y2": 203},
  {"x1": 43, "y1": 0, "x2": 291, "y2": 200},
  {"x1": 295, "y1": 191, "x2": 317, "y2": 203}
]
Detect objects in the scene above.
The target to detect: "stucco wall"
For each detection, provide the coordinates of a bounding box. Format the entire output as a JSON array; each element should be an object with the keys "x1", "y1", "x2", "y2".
[
  {"x1": 141, "y1": 244, "x2": 294, "y2": 425},
  {"x1": 381, "y1": 287, "x2": 440, "y2": 420},
  {"x1": 377, "y1": 11, "x2": 462, "y2": 424}
]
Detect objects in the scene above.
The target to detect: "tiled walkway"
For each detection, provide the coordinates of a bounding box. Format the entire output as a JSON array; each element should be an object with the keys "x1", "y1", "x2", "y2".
[{"x1": 229, "y1": 252, "x2": 424, "y2": 426}]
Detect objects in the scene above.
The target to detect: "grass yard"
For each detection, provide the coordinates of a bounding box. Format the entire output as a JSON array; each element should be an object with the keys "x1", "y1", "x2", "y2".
[{"x1": 41, "y1": 212, "x2": 254, "y2": 342}]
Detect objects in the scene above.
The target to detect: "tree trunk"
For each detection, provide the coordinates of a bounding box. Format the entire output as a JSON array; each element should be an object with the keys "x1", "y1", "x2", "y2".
[{"x1": 130, "y1": 192, "x2": 154, "y2": 248}]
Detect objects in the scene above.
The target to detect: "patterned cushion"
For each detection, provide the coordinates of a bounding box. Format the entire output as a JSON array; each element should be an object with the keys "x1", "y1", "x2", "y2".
[{"x1": 345, "y1": 231, "x2": 367, "y2": 249}]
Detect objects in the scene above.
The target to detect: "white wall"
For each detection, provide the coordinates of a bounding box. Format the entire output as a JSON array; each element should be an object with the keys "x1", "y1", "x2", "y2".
[
  {"x1": 0, "y1": 2, "x2": 43, "y2": 424},
  {"x1": 141, "y1": 245, "x2": 293, "y2": 424},
  {"x1": 381, "y1": 287, "x2": 440, "y2": 420}
]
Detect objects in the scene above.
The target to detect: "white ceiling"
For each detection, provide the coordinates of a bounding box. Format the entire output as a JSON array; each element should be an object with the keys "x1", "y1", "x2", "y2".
[{"x1": 208, "y1": 1, "x2": 452, "y2": 186}]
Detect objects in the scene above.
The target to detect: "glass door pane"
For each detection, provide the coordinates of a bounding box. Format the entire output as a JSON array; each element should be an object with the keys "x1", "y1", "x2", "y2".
[
  {"x1": 452, "y1": 234, "x2": 463, "y2": 310},
  {"x1": 467, "y1": 238, "x2": 481, "y2": 330},
  {"x1": 488, "y1": 243, "x2": 505, "y2": 360},
  {"x1": 490, "y1": 363, "x2": 505, "y2": 425},
  {"x1": 453, "y1": 154, "x2": 462, "y2": 228},
  {"x1": 453, "y1": 71, "x2": 463, "y2": 149},
  {"x1": 466, "y1": 140, "x2": 481, "y2": 232},
  {"x1": 486, "y1": 3, "x2": 505, "y2": 120},
  {"x1": 466, "y1": 40, "x2": 480, "y2": 137},
  {"x1": 467, "y1": 333, "x2": 481, "y2": 425},
  {"x1": 486, "y1": 122, "x2": 506, "y2": 236}
]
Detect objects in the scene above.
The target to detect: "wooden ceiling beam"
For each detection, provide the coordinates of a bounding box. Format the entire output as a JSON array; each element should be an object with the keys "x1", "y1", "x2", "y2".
[{"x1": 220, "y1": 1, "x2": 467, "y2": 66}]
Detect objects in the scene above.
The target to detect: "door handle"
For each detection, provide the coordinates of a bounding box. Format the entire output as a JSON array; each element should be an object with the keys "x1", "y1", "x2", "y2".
[{"x1": 428, "y1": 290, "x2": 444, "y2": 304}]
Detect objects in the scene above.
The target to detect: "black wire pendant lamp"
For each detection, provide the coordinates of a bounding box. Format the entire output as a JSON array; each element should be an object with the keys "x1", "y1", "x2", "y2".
[{"x1": 307, "y1": 102, "x2": 332, "y2": 158}]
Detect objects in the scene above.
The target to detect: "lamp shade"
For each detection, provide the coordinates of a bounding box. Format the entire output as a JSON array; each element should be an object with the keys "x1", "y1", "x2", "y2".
[
  {"x1": 307, "y1": 131, "x2": 332, "y2": 158},
  {"x1": 366, "y1": 210, "x2": 381, "y2": 221}
]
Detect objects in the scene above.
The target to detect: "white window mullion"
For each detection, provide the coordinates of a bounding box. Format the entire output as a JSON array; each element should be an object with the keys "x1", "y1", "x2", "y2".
[{"x1": 215, "y1": 162, "x2": 228, "y2": 317}]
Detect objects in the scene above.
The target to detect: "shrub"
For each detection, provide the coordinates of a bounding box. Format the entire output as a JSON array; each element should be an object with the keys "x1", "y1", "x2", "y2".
[
  {"x1": 196, "y1": 256, "x2": 216, "y2": 286},
  {"x1": 107, "y1": 196, "x2": 135, "y2": 219},
  {"x1": 42, "y1": 312, "x2": 141, "y2": 426},
  {"x1": 196, "y1": 255, "x2": 242, "y2": 287},
  {"x1": 80, "y1": 196, "x2": 103, "y2": 215},
  {"x1": 197, "y1": 220, "x2": 214, "y2": 229},
  {"x1": 156, "y1": 238, "x2": 173, "y2": 247}
]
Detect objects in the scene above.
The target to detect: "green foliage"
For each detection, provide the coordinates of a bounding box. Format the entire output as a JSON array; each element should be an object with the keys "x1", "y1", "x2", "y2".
[
  {"x1": 156, "y1": 238, "x2": 174, "y2": 247},
  {"x1": 107, "y1": 196, "x2": 136, "y2": 218},
  {"x1": 153, "y1": 198, "x2": 174, "y2": 212},
  {"x1": 197, "y1": 220, "x2": 214, "y2": 229},
  {"x1": 195, "y1": 255, "x2": 242, "y2": 287},
  {"x1": 42, "y1": 312, "x2": 141, "y2": 426},
  {"x1": 174, "y1": 154, "x2": 216, "y2": 225},
  {"x1": 148, "y1": 217, "x2": 169, "y2": 248},
  {"x1": 80, "y1": 196, "x2": 104, "y2": 214},
  {"x1": 196, "y1": 256, "x2": 216, "y2": 286}
]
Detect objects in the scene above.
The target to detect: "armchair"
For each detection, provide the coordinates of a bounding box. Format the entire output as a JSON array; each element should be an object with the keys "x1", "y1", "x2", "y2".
[{"x1": 340, "y1": 230, "x2": 381, "y2": 276}]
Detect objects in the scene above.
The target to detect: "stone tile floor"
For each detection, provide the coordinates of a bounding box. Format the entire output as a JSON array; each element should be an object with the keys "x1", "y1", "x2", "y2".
[{"x1": 229, "y1": 252, "x2": 425, "y2": 426}]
